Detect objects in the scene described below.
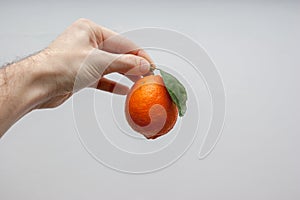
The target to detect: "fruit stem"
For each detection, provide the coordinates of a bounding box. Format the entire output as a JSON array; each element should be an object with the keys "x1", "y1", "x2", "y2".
[{"x1": 150, "y1": 64, "x2": 157, "y2": 72}]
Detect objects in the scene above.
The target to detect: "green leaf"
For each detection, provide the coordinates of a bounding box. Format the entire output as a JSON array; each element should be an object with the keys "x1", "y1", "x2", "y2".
[{"x1": 159, "y1": 69, "x2": 187, "y2": 117}]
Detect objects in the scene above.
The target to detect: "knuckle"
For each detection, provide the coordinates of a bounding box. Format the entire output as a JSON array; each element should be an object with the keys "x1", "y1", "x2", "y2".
[
  {"x1": 73, "y1": 18, "x2": 91, "y2": 31},
  {"x1": 76, "y1": 18, "x2": 90, "y2": 24}
]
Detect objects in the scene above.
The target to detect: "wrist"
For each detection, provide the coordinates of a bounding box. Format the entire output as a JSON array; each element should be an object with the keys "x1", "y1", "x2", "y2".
[
  {"x1": 0, "y1": 54, "x2": 50, "y2": 133},
  {"x1": 3, "y1": 51, "x2": 57, "y2": 113},
  {"x1": 30, "y1": 50, "x2": 60, "y2": 98}
]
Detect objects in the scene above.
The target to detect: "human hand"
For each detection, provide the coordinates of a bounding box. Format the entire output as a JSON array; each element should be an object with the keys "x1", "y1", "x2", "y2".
[
  {"x1": 35, "y1": 18, "x2": 153, "y2": 108},
  {"x1": 0, "y1": 18, "x2": 154, "y2": 136}
]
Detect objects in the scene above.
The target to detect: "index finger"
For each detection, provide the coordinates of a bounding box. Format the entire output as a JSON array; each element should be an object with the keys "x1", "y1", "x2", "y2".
[{"x1": 87, "y1": 20, "x2": 155, "y2": 66}]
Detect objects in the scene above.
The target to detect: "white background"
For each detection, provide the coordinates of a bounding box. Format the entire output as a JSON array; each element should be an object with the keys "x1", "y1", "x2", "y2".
[{"x1": 0, "y1": 0, "x2": 299, "y2": 199}]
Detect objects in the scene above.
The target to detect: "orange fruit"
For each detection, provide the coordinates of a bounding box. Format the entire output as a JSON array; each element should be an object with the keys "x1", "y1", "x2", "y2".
[{"x1": 125, "y1": 75, "x2": 178, "y2": 139}]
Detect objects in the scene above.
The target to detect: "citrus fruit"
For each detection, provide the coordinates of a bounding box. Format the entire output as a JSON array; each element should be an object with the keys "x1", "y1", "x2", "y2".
[{"x1": 125, "y1": 75, "x2": 178, "y2": 139}]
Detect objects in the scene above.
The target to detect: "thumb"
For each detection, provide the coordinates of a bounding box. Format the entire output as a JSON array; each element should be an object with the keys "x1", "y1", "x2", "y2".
[
  {"x1": 104, "y1": 53, "x2": 151, "y2": 76},
  {"x1": 79, "y1": 49, "x2": 151, "y2": 90}
]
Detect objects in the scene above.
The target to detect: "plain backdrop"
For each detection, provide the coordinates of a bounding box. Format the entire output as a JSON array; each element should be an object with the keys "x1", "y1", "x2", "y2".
[{"x1": 0, "y1": 0, "x2": 300, "y2": 199}]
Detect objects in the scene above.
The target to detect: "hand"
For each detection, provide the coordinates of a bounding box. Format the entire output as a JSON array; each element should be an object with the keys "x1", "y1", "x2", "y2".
[
  {"x1": 35, "y1": 18, "x2": 153, "y2": 108},
  {"x1": 0, "y1": 18, "x2": 154, "y2": 136}
]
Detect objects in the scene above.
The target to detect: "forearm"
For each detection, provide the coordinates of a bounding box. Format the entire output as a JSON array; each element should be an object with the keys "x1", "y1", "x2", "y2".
[{"x1": 0, "y1": 52, "x2": 54, "y2": 137}]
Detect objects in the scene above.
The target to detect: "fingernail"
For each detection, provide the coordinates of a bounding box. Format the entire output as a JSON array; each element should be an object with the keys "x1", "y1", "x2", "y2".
[{"x1": 140, "y1": 59, "x2": 150, "y2": 74}]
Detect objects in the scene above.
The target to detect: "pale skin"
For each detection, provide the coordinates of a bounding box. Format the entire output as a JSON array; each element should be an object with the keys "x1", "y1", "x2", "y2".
[{"x1": 0, "y1": 18, "x2": 154, "y2": 138}]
